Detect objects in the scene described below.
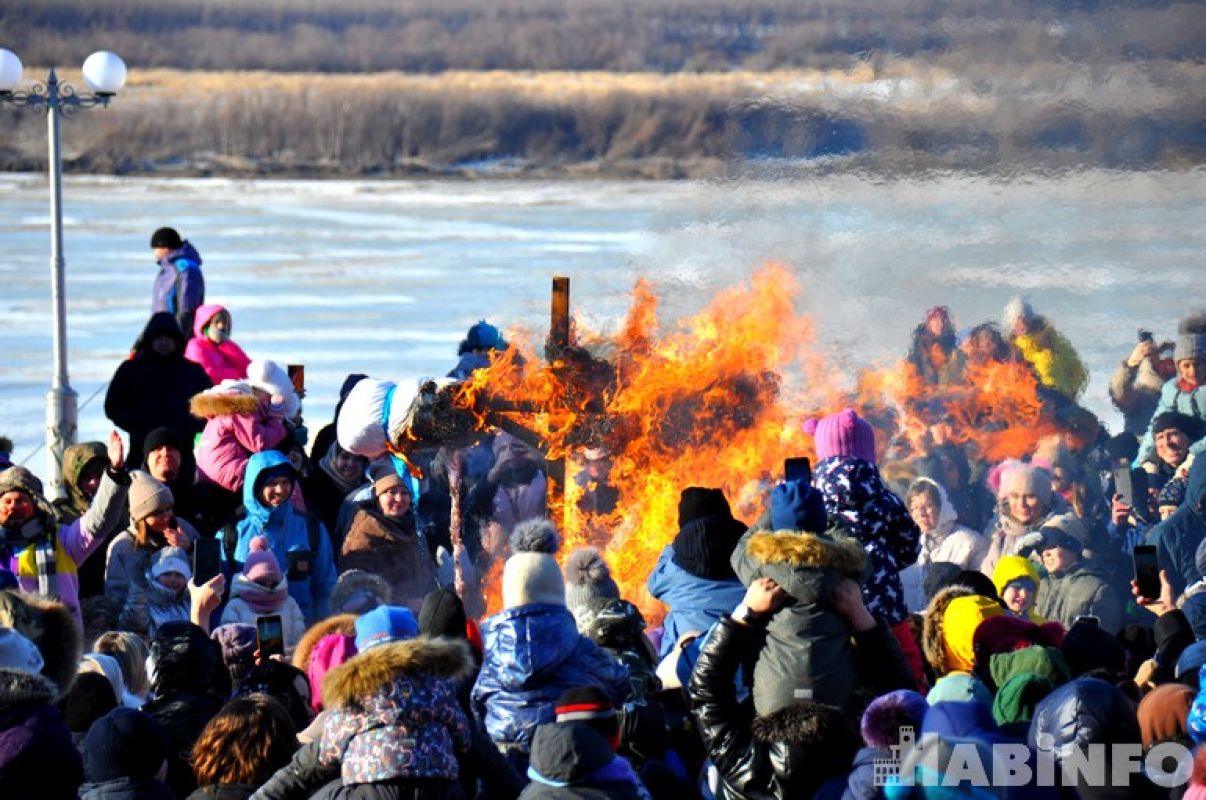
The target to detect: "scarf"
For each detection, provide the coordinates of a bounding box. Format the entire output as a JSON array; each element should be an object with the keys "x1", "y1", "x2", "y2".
[
  {"x1": 1, "y1": 514, "x2": 58, "y2": 598},
  {"x1": 233, "y1": 573, "x2": 289, "y2": 615},
  {"x1": 318, "y1": 441, "x2": 363, "y2": 495}
]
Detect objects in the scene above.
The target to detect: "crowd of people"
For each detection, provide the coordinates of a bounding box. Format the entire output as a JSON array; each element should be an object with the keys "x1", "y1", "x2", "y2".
[{"x1": 2, "y1": 226, "x2": 1206, "y2": 798}]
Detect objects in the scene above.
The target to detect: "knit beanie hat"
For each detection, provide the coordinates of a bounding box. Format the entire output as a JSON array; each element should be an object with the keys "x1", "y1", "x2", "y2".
[
  {"x1": 943, "y1": 594, "x2": 1004, "y2": 673},
  {"x1": 677, "y1": 487, "x2": 733, "y2": 529},
  {"x1": 141, "y1": 427, "x2": 183, "y2": 463},
  {"x1": 860, "y1": 689, "x2": 928, "y2": 749},
  {"x1": 418, "y1": 588, "x2": 468, "y2": 639},
  {"x1": 308, "y1": 632, "x2": 357, "y2": 712},
  {"x1": 82, "y1": 707, "x2": 167, "y2": 783},
  {"x1": 974, "y1": 616, "x2": 1066, "y2": 665},
  {"x1": 993, "y1": 673, "x2": 1057, "y2": 729},
  {"x1": 1138, "y1": 682, "x2": 1194, "y2": 749},
  {"x1": 1061, "y1": 621, "x2": 1125, "y2": 678},
  {"x1": 769, "y1": 480, "x2": 828, "y2": 533},
  {"x1": 354, "y1": 605, "x2": 418, "y2": 652},
  {"x1": 1175, "y1": 313, "x2": 1206, "y2": 363},
  {"x1": 988, "y1": 645, "x2": 1071, "y2": 690},
  {"x1": 211, "y1": 623, "x2": 257, "y2": 685},
  {"x1": 1036, "y1": 513, "x2": 1088, "y2": 554},
  {"x1": 369, "y1": 460, "x2": 407, "y2": 496},
  {"x1": 57, "y1": 672, "x2": 118, "y2": 733},
  {"x1": 502, "y1": 518, "x2": 565, "y2": 609},
  {"x1": 804, "y1": 408, "x2": 877, "y2": 464},
  {"x1": 129, "y1": 470, "x2": 173, "y2": 521},
  {"x1": 564, "y1": 547, "x2": 620, "y2": 619},
  {"x1": 1153, "y1": 411, "x2": 1206, "y2": 441},
  {"x1": 150, "y1": 227, "x2": 182, "y2": 250},
  {"x1": 555, "y1": 685, "x2": 619, "y2": 740},
  {"x1": 991, "y1": 555, "x2": 1040, "y2": 599},
  {"x1": 1161, "y1": 477, "x2": 1188, "y2": 510},
  {"x1": 1006, "y1": 465, "x2": 1053, "y2": 509},
  {"x1": 927, "y1": 673, "x2": 993, "y2": 705},
  {"x1": 671, "y1": 516, "x2": 746, "y2": 582},
  {"x1": 149, "y1": 546, "x2": 191, "y2": 582},
  {"x1": 0, "y1": 626, "x2": 44, "y2": 674},
  {"x1": 243, "y1": 536, "x2": 283, "y2": 583}
]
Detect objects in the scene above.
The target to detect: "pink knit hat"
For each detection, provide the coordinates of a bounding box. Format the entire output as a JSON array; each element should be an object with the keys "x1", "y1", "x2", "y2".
[
  {"x1": 804, "y1": 408, "x2": 877, "y2": 464},
  {"x1": 307, "y1": 633, "x2": 357, "y2": 712},
  {"x1": 243, "y1": 536, "x2": 282, "y2": 583}
]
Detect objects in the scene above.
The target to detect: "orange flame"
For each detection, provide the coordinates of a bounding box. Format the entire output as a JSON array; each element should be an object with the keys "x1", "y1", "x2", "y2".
[{"x1": 454, "y1": 264, "x2": 1065, "y2": 623}]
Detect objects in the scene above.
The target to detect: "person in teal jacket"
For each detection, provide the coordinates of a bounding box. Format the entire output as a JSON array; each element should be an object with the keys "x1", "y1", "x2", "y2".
[{"x1": 219, "y1": 450, "x2": 337, "y2": 624}]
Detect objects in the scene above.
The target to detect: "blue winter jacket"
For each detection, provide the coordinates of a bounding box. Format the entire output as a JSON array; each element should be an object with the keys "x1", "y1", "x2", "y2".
[
  {"x1": 472, "y1": 603, "x2": 632, "y2": 750},
  {"x1": 1148, "y1": 455, "x2": 1206, "y2": 597},
  {"x1": 151, "y1": 241, "x2": 205, "y2": 336},
  {"x1": 220, "y1": 450, "x2": 337, "y2": 624},
  {"x1": 647, "y1": 545, "x2": 746, "y2": 658}
]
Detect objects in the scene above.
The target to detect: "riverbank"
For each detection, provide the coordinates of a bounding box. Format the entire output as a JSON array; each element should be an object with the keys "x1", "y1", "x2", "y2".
[{"x1": 2, "y1": 62, "x2": 1203, "y2": 179}]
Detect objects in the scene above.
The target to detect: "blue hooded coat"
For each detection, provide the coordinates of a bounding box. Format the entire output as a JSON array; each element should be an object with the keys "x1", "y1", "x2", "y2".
[
  {"x1": 647, "y1": 544, "x2": 746, "y2": 658},
  {"x1": 221, "y1": 451, "x2": 337, "y2": 624},
  {"x1": 471, "y1": 603, "x2": 631, "y2": 750}
]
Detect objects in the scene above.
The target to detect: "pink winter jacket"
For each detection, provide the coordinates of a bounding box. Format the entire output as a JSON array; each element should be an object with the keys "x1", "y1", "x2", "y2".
[
  {"x1": 191, "y1": 386, "x2": 287, "y2": 493},
  {"x1": 184, "y1": 304, "x2": 251, "y2": 385}
]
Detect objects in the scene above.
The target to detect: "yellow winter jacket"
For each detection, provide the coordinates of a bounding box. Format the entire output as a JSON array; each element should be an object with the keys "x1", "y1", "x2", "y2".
[{"x1": 1014, "y1": 325, "x2": 1088, "y2": 399}]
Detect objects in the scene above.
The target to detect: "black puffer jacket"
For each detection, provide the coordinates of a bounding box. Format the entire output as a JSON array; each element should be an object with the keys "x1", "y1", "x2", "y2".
[
  {"x1": 687, "y1": 617, "x2": 862, "y2": 800},
  {"x1": 144, "y1": 621, "x2": 230, "y2": 799}
]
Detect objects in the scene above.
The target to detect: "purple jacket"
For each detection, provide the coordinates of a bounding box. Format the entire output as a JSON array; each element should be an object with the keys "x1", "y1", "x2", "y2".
[{"x1": 151, "y1": 241, "x2": 205, "y2": 338}]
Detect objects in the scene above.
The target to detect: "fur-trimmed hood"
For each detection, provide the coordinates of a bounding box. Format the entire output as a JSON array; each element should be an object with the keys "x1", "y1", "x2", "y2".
[
  {"x1": 751, "y1": 698, "x2": 853, "y2": 745},
  {"x1": 922, "y1": 585, "x2": 975, "y2": 678},
  {"x1": 0, "y1": 590, "x2": 82, "y2": 694},
  {"x1": 328, "y1": 569, "x2": 393, "y2": 618},
  {"x1": 0, "y1": 666, "x2": 56, "y2": 705},
  {"x1": 291, "y1": 612, "x2": 358, "y2": 672},
  {"x1": 743, "y1": 530, "x2": 867, "y2": 574},
  {"x1": 322, "y1": 636, "x2": 474, "y2": 708},
  {"x1": 190, "y1": 382, "x2": 260, "y2": 420}
]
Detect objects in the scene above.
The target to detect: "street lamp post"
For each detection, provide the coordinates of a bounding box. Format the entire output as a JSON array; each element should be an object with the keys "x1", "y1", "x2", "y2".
[{"x1": 0, "y1": 48, "x2": 127, "y2": 498}]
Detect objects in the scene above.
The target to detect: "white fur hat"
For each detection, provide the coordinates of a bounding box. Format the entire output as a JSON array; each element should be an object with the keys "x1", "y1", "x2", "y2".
[{"x1": 246, "y1": 359, "x2": 300, "y2": 419}]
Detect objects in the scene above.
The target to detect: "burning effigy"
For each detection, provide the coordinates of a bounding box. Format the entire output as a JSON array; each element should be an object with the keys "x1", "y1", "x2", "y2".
[{"x1": 338, "y1": 264, "x2": 1076, "y2": 621}]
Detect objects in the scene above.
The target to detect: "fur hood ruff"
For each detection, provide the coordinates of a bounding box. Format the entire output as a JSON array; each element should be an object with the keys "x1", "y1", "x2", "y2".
[
  {"x1": 922, "y1": 584, "x2": 975, "y2": 678},
  {"x1": 0, "y1": 590, "x2": 82, "y2": 694},
  {"x1": 190, "y1": 383, "x2": 260, "y2": 419},
  {"x1": 744, "y1": 530, "x2": 866, "y2": 575},
  {"x1": 291, "y1": 613, "x2": 358, "y2": 672},
  {"x1": 322, "y1": 636, "x2": 474, "y2": 708},
  {"x1": 0, "y1": 667, "x2": 56, "y2": 705}
]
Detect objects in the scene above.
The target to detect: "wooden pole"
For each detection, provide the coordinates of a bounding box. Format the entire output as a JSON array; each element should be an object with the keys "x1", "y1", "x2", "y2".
[{"x1": 548, "y1": 277, "x2": 569, "y2": 520}]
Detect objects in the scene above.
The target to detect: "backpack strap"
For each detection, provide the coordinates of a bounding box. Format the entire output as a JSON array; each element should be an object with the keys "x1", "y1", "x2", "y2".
[{"x1": 302, "y1": 511, "x2": 321, "y2": 554}]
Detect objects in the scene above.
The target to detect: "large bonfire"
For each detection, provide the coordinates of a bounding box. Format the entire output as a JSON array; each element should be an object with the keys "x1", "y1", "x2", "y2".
[{"x1": 451, "y1": 263, "x2": 1062, "y2": 620}]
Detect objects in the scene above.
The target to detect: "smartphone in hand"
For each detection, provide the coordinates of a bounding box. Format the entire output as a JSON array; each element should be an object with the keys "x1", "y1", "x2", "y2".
[
  {"x1": 1133, "y1": 544, "x2": 1160, "y2": 601},
  {"x1": 257, "y1": 614, "x2": 285, "y2": 660},
  {"x1": 192, "y1": 538, "x2": 221, "y2": 586}
]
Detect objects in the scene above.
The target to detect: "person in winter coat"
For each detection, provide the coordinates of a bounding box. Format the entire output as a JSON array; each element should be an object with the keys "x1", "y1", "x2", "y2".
[
  {"x1": 315, "y1": 605, "x2": 473, "y2": 798},
  {"x1": 53, "y1": 440, "x2": 113, "y2": 599},
  {"x1": 0, "y1": 630, "x2": 85, "y2": 799},
  {"x1": 991, "y1": 555, "x2": 1044, "y2": 622},
  {"x1": 191, "y1": 377, "x2": 290, "y2": 497},
  {"x1": 221, "y1": 451, "x2": 338, "y2": 625},
  {"x1": 189, "y1": 694, "x2": 299, "y2": 800},
  {"x1": 79, "y1": 707, "x2": 175, "y2": 800},
  {"x1": 646, "y1": 487, "x2": 748, "y2": 659},
  {"x1": 842, "y1": 689, "x2": 930, "y2": 800},
  {"x1": 906, "y1": 305, "x2": 965, "y2": 386},
  {"x1": 143, "y1": 426, "x2": 202, "y2": 529},
  {"x1": 0, "y1": 433, "x2": 130, "y2": 625},
  {"x1": 150, "y1": 226, "x2": 205, "y2": 338},
  {"x1": 1137, "y1": 312, "x2": 1206, "y2": 468},
  {"x1": 105, "y1": 312, "x2": 212, "y2": 467},
  {"x1": 1111, "y1": 335, "x2": 1177, "y2": 439},
  {"x1": 980, "y1": 463, "x2": 1059, "y2": 576},
  {"x1": 467, "y1": 433, "x2": 549, "y2": 537},
  {"x1": 807, "y1": 408, "x2": 925, "y2": 681},
  {"x1": 1149, "y1": 456, "x2": 1206, "y2": 598},
  {"x1": 472, "y1": 519, "x2": 631, "y2": 772},
  {"x1": 220, "y1": 536, "x2": 306, "y2": 657},
  {"x1": 105, "y1": 470, "x2": 200, "y2": 604},
  {"x1": 185, "y1": 304, "x2": 252, "y2": 385},
  {"x1": 521, "y1": 699, "x2": 652, "y2": 800},
  {"x1": 119, "y1": 545, "x2": 193, "y2": 637},
  {"x1": 686, "y1": 577, "x2": 868, "y2": 800},
  {"x1": 1004, "y1": 296, "x2": 1088, "y2": 400},
  {"x1": 922, "y1": 585, "x2": 1004, "y2": 681},
  {"x1": 730, "y1": 478, "x2": 884, "y2": 714},
  {"x1": 144, "y1": 621, "x2": 232, "y2": 797},
  {"x1": 301, "y1": 441, "x2": 368, "y2": 540},
  {"x1": 1034, "y1": 514, "x2": 1124, "y2": 634},
  {"x1": 340, "y1": 463, "x2": 439, "y2": 613},
  {"x1": 900, "y1": 477, "x2": 988, "y2": 611}
]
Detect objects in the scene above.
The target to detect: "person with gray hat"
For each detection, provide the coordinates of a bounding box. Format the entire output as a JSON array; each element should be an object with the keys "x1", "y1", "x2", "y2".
[
  {"x1": 150, "y1": 226, "x2": 205, "y2": 340},
  {"x1": 1136, "y1": 311, "x2": 1206, "y2": 469},
  {"x1": 1033, "y1": 513, "x2": 1124, "y2": 633}
]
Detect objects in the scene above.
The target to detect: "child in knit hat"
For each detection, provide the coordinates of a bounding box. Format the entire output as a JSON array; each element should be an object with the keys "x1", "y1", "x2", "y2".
[
  {"x1": 118, "y1": 546, "x2": 192, "y2": 637},
  {"x1": 104, "y1": 470, "x2": 198, "y2": 604},
  {"x1": 992, "y1": 555, "x2": 1044, "y2": 622},
  {"x1": 805, "y1": 409, "x2": 924, "y2": 679},
  {"x1": 219, "y1": 535, "x2": 306, "y2": 658}
]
